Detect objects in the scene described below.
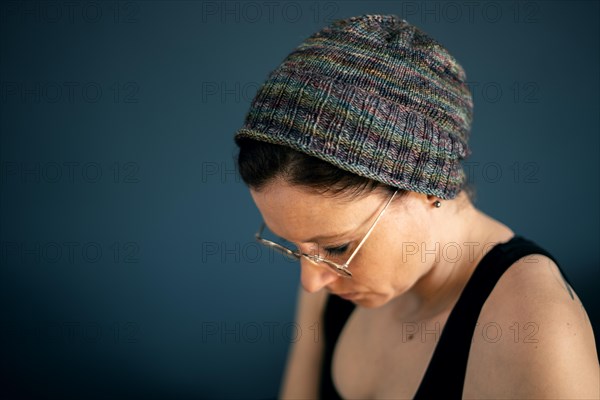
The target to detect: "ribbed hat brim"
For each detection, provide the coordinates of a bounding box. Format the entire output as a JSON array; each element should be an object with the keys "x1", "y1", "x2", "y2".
[{"x1": 235, "y1": 67, "x2": 469, "y2": 199}]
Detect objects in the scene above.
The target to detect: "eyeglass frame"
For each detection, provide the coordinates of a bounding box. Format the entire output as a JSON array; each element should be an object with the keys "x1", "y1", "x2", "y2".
[{"x1": 254, "y1": 189, "x2": 399, "y2": 278}]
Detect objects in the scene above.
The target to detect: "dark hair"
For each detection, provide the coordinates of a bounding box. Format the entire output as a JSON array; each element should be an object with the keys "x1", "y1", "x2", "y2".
[{"x1": 234, "y1": 137, "x2": 475, "y2": 204}]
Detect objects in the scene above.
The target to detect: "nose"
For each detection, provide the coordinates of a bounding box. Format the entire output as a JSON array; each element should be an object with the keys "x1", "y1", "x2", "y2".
[{"x1": 299, "y1": 257, "x2": 340, "y2": 293}]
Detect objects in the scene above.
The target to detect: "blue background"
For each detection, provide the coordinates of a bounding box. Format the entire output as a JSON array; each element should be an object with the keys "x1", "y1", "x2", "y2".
[{"x1": 1, "y1": 1, "x2": 598, "y2": 399}]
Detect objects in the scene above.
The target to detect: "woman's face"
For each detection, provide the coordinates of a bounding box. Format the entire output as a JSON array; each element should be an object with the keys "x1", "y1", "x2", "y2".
[{"x1": 250, "y1": 180, "x2": 441, "y2": 308}]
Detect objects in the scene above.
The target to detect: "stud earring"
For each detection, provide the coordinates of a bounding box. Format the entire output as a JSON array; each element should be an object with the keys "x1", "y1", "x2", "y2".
[{"x1": 433, "y1": 200, "x2": 441, "y2": 208}]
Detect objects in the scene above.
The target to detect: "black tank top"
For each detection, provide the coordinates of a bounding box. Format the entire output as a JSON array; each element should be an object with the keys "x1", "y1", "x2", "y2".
[{"x1": 318, "y1": 235, "x2": 574, "y2": 399}]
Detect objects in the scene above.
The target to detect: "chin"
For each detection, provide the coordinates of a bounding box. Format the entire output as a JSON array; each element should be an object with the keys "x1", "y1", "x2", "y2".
[{"x1": 352, "y1": 294, "x2": 387, "y2": 309}]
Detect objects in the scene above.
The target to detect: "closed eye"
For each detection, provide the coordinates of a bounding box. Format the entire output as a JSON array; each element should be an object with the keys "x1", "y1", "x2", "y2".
[{"x1": 324, "y1": 244, "x2": 349, "y2": 256}]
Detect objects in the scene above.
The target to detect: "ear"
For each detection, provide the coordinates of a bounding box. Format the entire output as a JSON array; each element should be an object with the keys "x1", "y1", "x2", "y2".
[{"x1": 426, "y1": 194, "x2": 443, "y2": 208}]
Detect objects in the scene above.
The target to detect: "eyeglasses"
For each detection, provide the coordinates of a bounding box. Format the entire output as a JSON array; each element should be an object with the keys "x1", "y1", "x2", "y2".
[{"x1": 254, "y1": 189, "x2": 398, "y2": 278}]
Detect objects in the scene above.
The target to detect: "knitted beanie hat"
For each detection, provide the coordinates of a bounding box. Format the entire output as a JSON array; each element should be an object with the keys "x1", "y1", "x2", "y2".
[{"x1": 234, "y1": 14, "x2": 473, "y2": 200}]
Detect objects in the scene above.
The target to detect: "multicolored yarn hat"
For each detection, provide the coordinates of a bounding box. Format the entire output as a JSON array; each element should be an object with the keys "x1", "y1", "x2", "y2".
[{"x1": 234, "y1": 14, "x2": 473, "y2": 200}]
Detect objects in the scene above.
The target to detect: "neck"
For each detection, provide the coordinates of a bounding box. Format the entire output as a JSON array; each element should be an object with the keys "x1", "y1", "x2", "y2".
[{"x1": 389, "y1": 197, "x2": 514, "y2": 322}]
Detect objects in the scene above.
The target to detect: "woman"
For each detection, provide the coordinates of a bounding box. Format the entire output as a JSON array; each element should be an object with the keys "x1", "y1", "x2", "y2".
[{"x1": 233, "y1": 14, "x2": 599, "y2": 399}]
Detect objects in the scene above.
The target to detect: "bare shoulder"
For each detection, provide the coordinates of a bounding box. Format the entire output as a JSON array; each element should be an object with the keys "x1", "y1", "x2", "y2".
[{"x1": 464, "y1": 254, "x2": 600, "y2": 399}]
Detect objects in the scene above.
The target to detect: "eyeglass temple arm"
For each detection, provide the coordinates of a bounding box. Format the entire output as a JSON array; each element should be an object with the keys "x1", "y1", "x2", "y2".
[{"x1": 343, "y1": 190, "x2": 398, "y2": 266}]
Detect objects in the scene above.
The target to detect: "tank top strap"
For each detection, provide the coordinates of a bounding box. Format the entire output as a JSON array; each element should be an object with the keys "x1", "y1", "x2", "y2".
[{"x1": 413, "y1": 235, "x2": 573, "y2": 399}]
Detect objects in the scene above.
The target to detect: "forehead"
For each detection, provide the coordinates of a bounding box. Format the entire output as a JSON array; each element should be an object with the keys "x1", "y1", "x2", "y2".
[{"x1": 249, "y1": 181, "x2": 385, "y2": 244}]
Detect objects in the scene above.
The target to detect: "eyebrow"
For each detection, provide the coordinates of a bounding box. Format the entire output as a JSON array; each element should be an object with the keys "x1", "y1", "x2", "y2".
[
  {"x1": 302, "y1": 229, "x2": 354, "y2": 244},
  {"x1": 268, "y1": 223, "x2": 354, "y2": 244}
]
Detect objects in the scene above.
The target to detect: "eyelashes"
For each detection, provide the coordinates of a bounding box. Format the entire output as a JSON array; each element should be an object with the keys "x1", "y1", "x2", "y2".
[{"x1": 323, "y1": 243, "x2": 350, "y2": 256}]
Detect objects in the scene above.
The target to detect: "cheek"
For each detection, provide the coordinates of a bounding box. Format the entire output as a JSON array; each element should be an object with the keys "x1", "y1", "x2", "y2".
[
  {"x1": 347, "y1": 245, "x2": 402, "y2": 286},
  {"x1": 357, "y1": 231, "x2": 427, "y2": 285},
  {"x1": 346, "y1": 214, "x2": 432, "y2": 285}
]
